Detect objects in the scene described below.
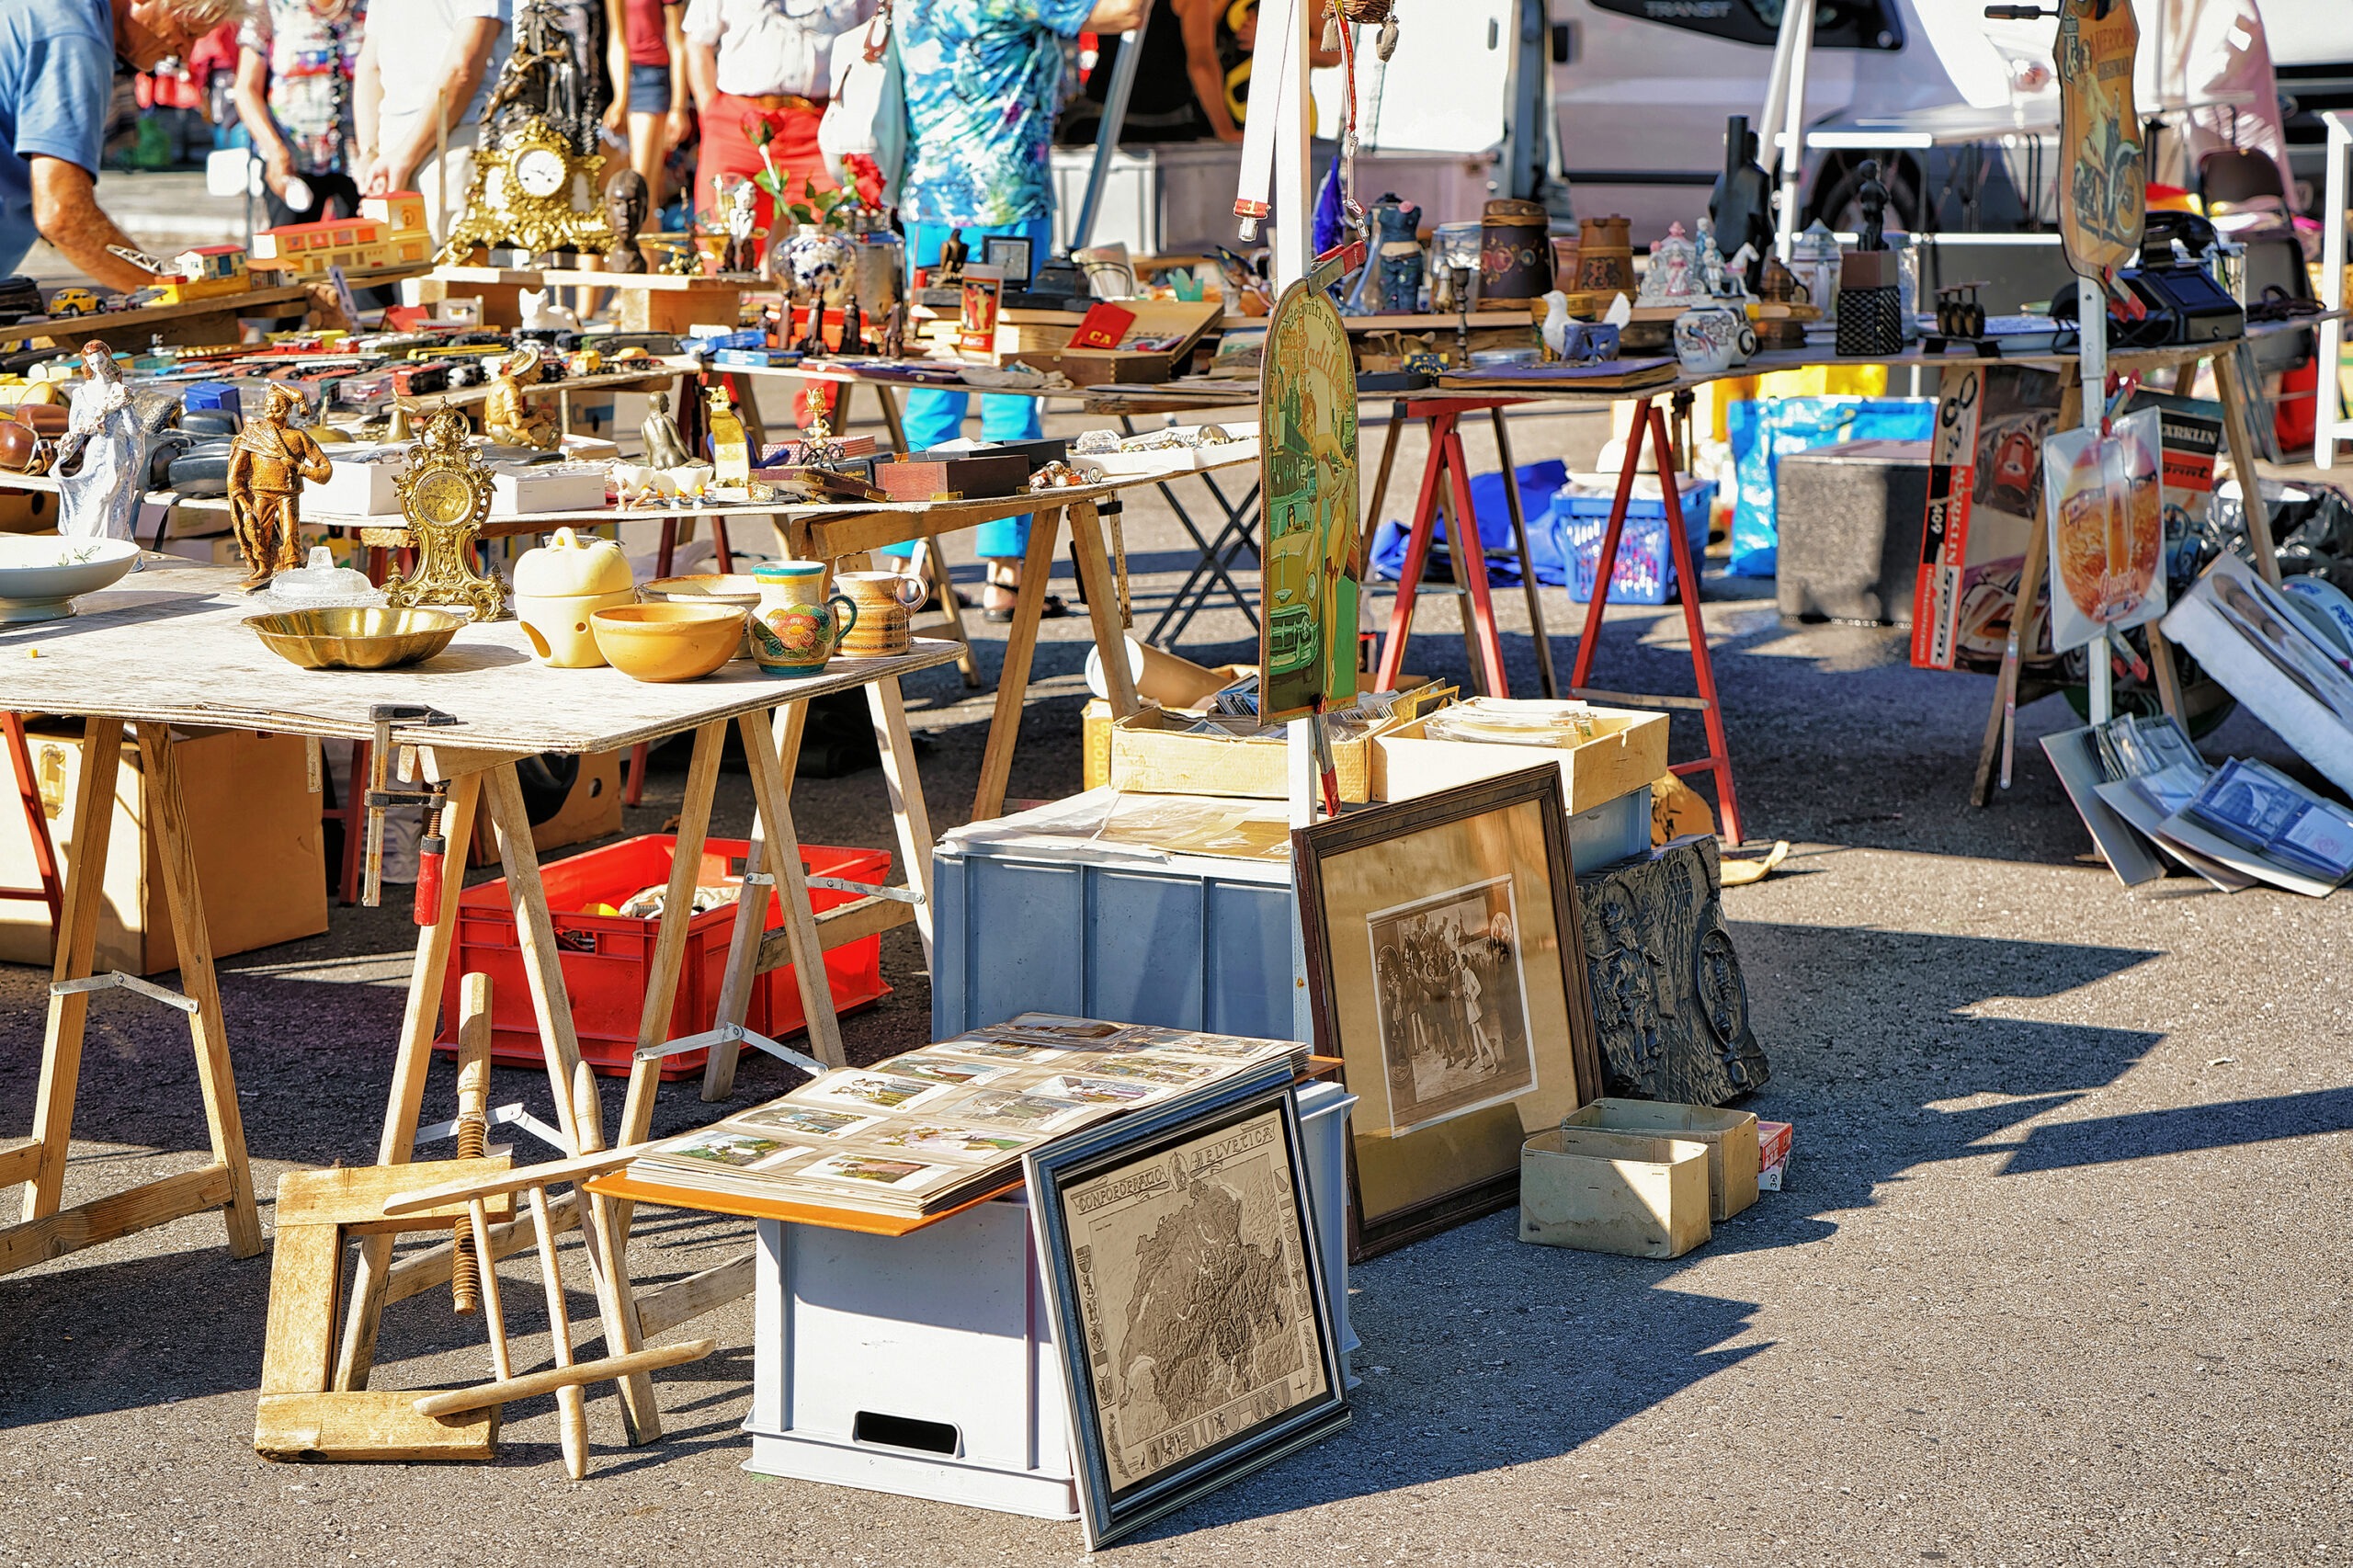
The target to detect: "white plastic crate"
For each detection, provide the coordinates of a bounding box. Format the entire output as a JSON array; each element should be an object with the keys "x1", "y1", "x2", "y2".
[{"x1": 744, "y1": 1079, "x2": 1358, "y2": 1518}]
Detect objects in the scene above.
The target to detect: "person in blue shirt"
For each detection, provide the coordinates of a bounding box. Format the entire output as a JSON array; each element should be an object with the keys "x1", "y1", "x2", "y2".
[
  {"x1": 0, "y1": 0, "x2": 255, "y2": 290},
  {"x1": 882, "y1": 0, "x2": 1139, "y2": 619}
]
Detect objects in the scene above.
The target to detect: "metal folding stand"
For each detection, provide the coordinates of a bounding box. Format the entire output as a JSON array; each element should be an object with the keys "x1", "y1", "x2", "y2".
[
  {"x1": 1370, "y1": 396, "x2": 1560, "y2": 699},
  {"x1": 1564, "y1": 391, "x2": 1745, "y2": 846}
]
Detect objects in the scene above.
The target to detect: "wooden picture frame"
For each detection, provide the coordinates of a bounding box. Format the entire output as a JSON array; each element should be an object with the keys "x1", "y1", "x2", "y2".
[
  {"x1": 1294, "y1": 765, "x2": 1603, "y2": 1260},
  {"x1": 1025, "y1": 1061, "x2": 1350, "y2": 1550}
]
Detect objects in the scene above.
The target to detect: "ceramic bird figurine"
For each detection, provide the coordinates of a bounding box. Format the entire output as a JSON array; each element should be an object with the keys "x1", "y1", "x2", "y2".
[
  {"x1": 1539, "y1": 291, "x2": 1572, "y2": 361},
  {"x1": 641, "y1": 390, "x2": 690, "y2": 469}
]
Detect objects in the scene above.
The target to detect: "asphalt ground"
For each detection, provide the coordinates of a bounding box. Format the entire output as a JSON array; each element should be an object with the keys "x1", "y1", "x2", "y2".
[{"x1": 2, "y1": 377, "x2": 2349, "y2": 1568}]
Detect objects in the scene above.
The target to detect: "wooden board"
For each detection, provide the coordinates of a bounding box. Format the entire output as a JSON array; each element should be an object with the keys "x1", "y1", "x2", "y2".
[
  {"x1": 585, "y1": 1170, "x2": 1024, "y2": 1236},
  {"x1": 4, "y1": 286, "x2": 314, "y2": 350},
  {"x1": 0, "y1": 562, "x2": 972, "y2": 755},
  {"x1": 254, "y1": 1392, "x2": 498, "y2": 1463},
  {"x1": 274, "y1": 1157, "x2": 516, "y2": 1233}
]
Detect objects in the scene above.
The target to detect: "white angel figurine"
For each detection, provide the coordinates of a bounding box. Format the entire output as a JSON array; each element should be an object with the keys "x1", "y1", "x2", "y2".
[{"x1": 57, "y1": 340, "x2": 145, "y2": 541}]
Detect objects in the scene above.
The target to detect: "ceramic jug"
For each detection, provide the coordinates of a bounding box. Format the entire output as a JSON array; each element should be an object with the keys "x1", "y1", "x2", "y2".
[
  {"x1": 751, "y1": 560, "x2": 858, "y2": 676},
  {"x1": 835, "y1": 570, "x2": 926, "y2": 657}
]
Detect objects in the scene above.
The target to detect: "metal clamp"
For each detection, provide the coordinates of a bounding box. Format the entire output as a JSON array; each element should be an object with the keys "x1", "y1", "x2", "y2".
[
  {"x1": 633, "y1": 1020, "x2": 824, "y2": 1078},
  {"x1": 361, "y1": 703, "x2": 457, "y2": 909},
  {"x1": 51, "y1": 971, "x2": 198, "y2": 1015},
  {"x1": 413, "y1": 1100, "x2": 570, "y2": 1153},
  {"x1": 805, "y1": 877, "x2": 924, "y2": 904}
]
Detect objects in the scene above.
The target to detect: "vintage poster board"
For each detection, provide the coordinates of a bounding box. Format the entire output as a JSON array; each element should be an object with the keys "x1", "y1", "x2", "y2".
[
  {"x1": 2054, "y1": 0, "x2": 2144, "y2": 277},
  {"x1": 1025, "y1": 1062, "x2": 1350, "y2": 1550},
  {"x1": 1257, "y1": 277, "x2": 1361, "y2": 723},
  {"x1": 1911, "y1": 363, "x2": 2065, "y2": 673},
  {"x1": 2044, "y1": 407, "x2": 2166, "y2": 652}
]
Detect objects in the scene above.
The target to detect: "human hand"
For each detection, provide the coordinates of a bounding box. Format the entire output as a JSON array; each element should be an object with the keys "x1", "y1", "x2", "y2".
[
  {"x1": 261, "y1": 146, "x2": 295, "y2": 196},
  {"x1": 665, "y1": 106, "x2": 692, "y2": 153}
]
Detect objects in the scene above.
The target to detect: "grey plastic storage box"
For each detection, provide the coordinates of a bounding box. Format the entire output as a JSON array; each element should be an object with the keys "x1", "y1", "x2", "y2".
[{"x1": 931, "y1": 785, "x2": 1650, "y2": 1040}]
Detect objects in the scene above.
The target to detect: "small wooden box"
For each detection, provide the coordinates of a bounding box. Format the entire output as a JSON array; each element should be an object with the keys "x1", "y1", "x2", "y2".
[
  {"x1": 875, "y1": 450, "x2": 1030, "y2": 501},
  {"x1": 1109, "y1": 683, "x2": 1449, "y2": 803},
  {"x1": 1559, "y1": 1098, "x2": 1759, "y2": 1221},
  {"x1": 1371, "y1": 706, "x2": 1668, "y2": 815},
  {"x1": 1031, "y1": 299, "x2": 1222, "y2": 387},
  {"x1": 1518, "y1": 1127, "x2": 1711, "y2": 1258}
]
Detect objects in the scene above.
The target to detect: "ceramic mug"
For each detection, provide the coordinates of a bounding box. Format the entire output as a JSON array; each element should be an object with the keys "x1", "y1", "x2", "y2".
[
  {"x1": 1673, "y1": 305, "x2": 1753, "y2": 376},
  {"x1": 750, "y1": 561, "x2": 859, "y2": 676},
  {"x1": 835, "y1": 570, "x2": 926, "y2": 657}
]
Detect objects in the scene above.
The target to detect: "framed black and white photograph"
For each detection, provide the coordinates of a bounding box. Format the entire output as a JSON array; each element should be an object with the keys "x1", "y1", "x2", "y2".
[
  {"x1": 981, "y1": 233, "x2": 1034, "y2": 286},
  {"x1": 1295, "y1": 765, "x2": 1603, "y2": 1259},
  {"x1": 1026, "y1": 1061, "x2": 1350, "y2": 1550},
  {"x1": 1365, "y1": 873, "x2": 1538, "y2": 1133}
]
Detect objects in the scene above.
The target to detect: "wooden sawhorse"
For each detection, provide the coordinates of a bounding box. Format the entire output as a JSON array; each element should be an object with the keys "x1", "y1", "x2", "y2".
[{"x1": 0, "y1": 720, "x2": 263, "y2": 1277}]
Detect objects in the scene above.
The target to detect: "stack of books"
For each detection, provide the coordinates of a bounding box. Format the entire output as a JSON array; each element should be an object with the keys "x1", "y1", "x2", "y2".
[{"x1": 624, "y1": 1015, "x2": 1306, "y2": 1219}]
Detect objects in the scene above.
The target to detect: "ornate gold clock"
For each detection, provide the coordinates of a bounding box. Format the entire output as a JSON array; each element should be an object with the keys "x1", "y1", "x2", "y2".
[
  {"x1": 437, "y1": 112, "x2": 616, "y2": 265},
  {"x1": 383, "y1": 409, "x2": 508, "y2": 621}
]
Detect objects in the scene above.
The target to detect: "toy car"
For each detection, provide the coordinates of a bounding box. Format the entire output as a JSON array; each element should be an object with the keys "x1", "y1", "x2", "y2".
[{"x1": 46, "y1": 288, "x2": 100, "y2": 318}]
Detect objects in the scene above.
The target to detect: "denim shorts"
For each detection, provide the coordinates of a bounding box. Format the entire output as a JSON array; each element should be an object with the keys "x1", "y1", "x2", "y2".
[{"x1": 628, "y1": 62, "x2": 671, "y2": 110}]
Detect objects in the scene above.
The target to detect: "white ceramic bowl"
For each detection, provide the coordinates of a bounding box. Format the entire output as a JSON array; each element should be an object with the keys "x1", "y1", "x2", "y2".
[{"x1": 0, "y1": 536, "x2": 140, "y2": 623}]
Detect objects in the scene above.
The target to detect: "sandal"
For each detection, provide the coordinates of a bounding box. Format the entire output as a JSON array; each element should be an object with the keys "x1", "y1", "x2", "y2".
[{"x1": 983, "y1": 591, "x2": 1071, "y2": 624}]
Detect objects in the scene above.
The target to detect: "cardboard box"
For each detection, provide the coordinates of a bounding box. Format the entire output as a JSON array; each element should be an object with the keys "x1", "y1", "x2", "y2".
[
  {"x1": 1372, "y1": 706, "x2": 1669, "y2": 815},
  {"x1": 465, "y1": 750, "x2": 622, "y2": 866},
  {"x1": 1560, "y1": 1098, "x2": 1760, "y2": 1221},
  {"x1": 1108, "y1": 685, "x2": 1450, "y2": 805},
  {"x1": 0, "y1": 724, "x2": 327, "y2": 973},
  {"x1": 1518, "y1": 1127, "x2": 1711, "y2": 1258}
]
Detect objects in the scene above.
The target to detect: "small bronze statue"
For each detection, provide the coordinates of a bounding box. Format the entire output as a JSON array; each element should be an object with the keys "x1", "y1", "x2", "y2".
[
  {"x1": 879, "y1": 299, "x2": 906, "y2": 358},
  {"x1": 641, "y1": 389, "x2": 690, "y2": 468},
  {"x1": 837, "y1": 289, "x2": 865, "y2": 355},
  {"x1": 604, "y1": 169, "x2": 650, "y2": 274},
  {"x1": 934, "y1": 227, "x2": 967, "y2": 285},
  {"x1": 226, "y1": 382, "x2": 334, "y2": 589},
  {"x1": 1856, "y1": 158, "x2": 1889, "y2": 252},
  {"x1": 797, "y1": 292, "x2": 828, "y2": 358},
  {"x1": 483, "y1": 340, "x2": 559, "y2": 449}
]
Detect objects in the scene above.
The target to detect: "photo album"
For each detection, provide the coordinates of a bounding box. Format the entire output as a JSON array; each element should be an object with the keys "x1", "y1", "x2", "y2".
[{"x1": 623, "y1": 1017, "x2": 1307, "y2": 1218}]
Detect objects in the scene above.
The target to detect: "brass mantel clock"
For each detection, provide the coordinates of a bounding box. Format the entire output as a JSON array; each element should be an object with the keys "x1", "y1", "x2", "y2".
[
  {"x1": 383, "y1": 409, "x2": 508, "y2": 621},
  {"x1": 437, "y1": 111, "x2": 616, "y2": 264}
]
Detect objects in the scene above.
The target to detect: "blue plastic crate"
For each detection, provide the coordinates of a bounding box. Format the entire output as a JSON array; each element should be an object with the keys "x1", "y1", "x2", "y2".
[{"x1": 1551, "y1": 479, "x2": 1717, "y2": 606}]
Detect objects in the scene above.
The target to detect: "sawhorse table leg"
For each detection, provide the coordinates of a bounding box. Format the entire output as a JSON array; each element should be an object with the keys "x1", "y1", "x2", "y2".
[
  {"x1": 1374, "y1": 406, "x2": 1511, "y2": 698},
  {"x1": 972, "y1": 500, "x2": 1139, "y2": 820},
  {"x1": 0, "y1": 719, "x2": 264, "y2": 1277},
  {"x1": 1567, "y1": 395, "x2": 1745, "y2": 847}
]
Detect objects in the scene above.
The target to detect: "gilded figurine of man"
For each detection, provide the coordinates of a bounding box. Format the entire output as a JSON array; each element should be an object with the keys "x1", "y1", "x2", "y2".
[{"x1": 226, "y1": 383, "x2": 333, "y2": 588}]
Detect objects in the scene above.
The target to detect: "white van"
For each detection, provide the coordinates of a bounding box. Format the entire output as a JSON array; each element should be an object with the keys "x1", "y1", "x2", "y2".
[{"x1": 1543, "y1": 0, "x2": 2317, "y2": 235}]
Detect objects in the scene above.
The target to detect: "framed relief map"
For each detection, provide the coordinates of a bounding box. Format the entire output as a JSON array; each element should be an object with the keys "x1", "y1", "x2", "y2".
[
  {"x1": 1025, "y1": 1062, "x2": 1350, "y2": 1550},
  {"x1": 1295, "y1": 765, "x2": 1603, "y2": 1259}
]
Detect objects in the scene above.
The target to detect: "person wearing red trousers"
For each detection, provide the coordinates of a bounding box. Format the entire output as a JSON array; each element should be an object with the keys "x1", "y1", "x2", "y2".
[{"x1": 680, "y1": 0, "x2": 871, "y2": 246}]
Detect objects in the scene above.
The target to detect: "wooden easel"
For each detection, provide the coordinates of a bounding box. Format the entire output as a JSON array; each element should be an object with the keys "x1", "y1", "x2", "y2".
[{"x1": 0, "y1": 720, "x2": 263, "y2": 1278}]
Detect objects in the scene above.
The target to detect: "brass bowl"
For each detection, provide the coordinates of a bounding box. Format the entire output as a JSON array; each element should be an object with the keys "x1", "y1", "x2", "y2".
[{"x1": 244, "y1": 607, "x2": 465, "y2": 670}]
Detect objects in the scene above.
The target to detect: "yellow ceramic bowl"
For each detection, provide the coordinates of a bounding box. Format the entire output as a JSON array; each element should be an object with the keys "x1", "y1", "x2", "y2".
[{"x1": 589, "y1": 602, "x2": 745, "y2": 683}]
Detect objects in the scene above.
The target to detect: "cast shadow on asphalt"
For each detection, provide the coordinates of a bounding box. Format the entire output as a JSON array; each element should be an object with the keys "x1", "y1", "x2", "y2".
[{"x1": 1119, "y1": 919, "x2": 2317, "y2": 1541}]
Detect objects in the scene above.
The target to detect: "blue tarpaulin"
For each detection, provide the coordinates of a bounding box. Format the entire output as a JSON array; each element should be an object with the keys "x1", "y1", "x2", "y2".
[{"x1": 1725, "y1": 396, "x2": 1936, "y2": 578}]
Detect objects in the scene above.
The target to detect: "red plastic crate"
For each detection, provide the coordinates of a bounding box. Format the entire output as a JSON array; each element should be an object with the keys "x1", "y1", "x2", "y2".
[{"x1": 436, "y1": 835, "x2": 892, "y2": 1078}]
